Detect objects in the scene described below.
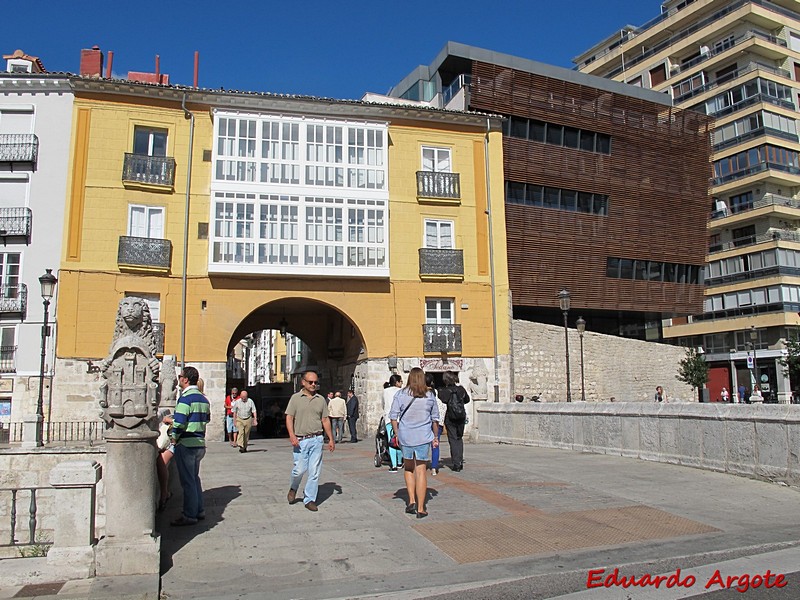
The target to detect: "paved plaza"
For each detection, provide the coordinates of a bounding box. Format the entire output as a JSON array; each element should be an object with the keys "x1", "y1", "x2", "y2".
[{"x1": 4, "y1": 436, "x2": 800, "y2": 598}]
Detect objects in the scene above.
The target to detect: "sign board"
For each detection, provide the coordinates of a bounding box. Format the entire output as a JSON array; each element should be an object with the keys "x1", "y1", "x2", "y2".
[
  {"x1": 0, "y1": 379, "x2": 13, "y2": 394},
  {"x1": 746, "y1": 356, "x2": 754, "y2": 368}
]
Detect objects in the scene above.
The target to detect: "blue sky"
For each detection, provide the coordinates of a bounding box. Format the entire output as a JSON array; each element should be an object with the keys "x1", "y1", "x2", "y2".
[{"x1": 4, "y1": 0, "x2": 663, "y2": 99}]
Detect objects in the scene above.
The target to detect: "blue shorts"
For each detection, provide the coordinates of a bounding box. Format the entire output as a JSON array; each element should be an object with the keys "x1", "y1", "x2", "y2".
[
  {"x1": 226, "y1": 415, "x2": 238, "y2": 433},
  {"x1": 401, "y1": 443, "x2": 431, "y2": 462}
]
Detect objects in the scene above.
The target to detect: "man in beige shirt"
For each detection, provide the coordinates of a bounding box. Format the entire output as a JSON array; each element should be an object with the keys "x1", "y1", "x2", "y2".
[
  {"x1": 327, "y1": 391, "x2": 347, "y2": 443},
  {"x1": 231, "y1": 390, "x2": 257, "y2": 453},
  {"x1": 285, "y1": 371, "x2": 334, "y2": 512}
]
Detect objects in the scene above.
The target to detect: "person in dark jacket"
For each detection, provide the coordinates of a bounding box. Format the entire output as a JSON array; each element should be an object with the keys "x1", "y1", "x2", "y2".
[
  {"x1": 345, "y1": 389, "x2": 359, "y2": 442},
  {"x1": 438, "y1": 371, "x2": 470, "y2": 472}
]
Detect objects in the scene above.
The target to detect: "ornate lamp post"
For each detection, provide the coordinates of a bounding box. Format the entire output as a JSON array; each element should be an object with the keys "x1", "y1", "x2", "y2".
[
  {"x1": 558, "y1": 289, "x2": 572, "y2": 403},
  {"x1": 576, "y1": 316, "x2": 586, "y2": 402},
  {"x1": 37, "y1": 269, "x2": 57, "y2": 446}
]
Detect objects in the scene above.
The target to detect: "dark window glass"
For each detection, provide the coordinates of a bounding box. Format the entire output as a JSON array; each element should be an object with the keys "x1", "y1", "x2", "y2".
[
  {"x1": 528, "y1": 184, "x2": 543, "y2": 206},
  {"x1": 543, "y1": 187, "x2": 560, "y2": 208},
  {"x1": 579, "y1": 131, "x2": 595, "y2": 152},
  {"x1": 634, "y1": 260, "x2": 648, "y2": 280},
  {"x1": 676, "y1": 264, "x2": 687, "y2": 284},
  {"x1": 689, "y1": 265, "x2": 700, "y2": 284},
  {"x1": 648, "y1": 261, "x2": 663, "y2": 281},
  {"x1": 561, "y1": 189, "x2": 577, "y2": 211},
  {"x1": 664, "y1": 263, "x2": 676, "y2": 282},
  {"x1": 620, "y1": 259, "x2": 634, "y2": 279},
  {"x1": 546, "y1": 124, "x2": 564, "y2": 146},
  {"x1": 606, "y1": 257, "x2": 620, "y2": 278},
  {"x1": 530, "y1": 120, "x2": 546, "y2": 142},
  {"x1": 578, "y1": 192, "x2": 593, "y2": 212},
  {"x1": 564, "y1": 127, "x2": 579, "y2": 149},
  {"x1": 596, "y1": 134, "x2": 611, "y2": 154},
  {"x1": 506, "y1": 181, "x2": 526, "y2": 204},
  {"x1": 510, "y1": 116, "x2": 528, "y2": 139},
  {"x1": 594, "y1": 195, "x2": 608, "y2": 215}
]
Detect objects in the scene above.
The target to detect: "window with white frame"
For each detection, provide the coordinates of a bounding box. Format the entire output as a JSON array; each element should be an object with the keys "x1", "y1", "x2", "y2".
[
  {"x1": 128, "y1": 205, "x2": 164, "y2": 239},
  {"x1": 133, "y1": 127, "x2": 167, "y2": 157},
  {"x1": 425, "y1": 298, "x2": 454, "y2": 324},
  {"x1": 0, "y1": 107, "x2": 33, "y2": 134},
  {"x1": 424, "y1": 219, "x2": 454, "y2": 249},
  {"x1": 421, "y1": 147, "x2": 452, "y2": 172},
  {"x1": 0, "y1": 253, "x2": 20, "y2": 298}
]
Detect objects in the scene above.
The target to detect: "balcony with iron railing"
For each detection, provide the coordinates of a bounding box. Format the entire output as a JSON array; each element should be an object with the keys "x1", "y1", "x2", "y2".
[
  {"x1": 0, "y1": 134, "x2": 38, "y2": 164},
  {"x1": 709, "y1": 193, "x2": 800, "y2": 221},
  {"x1": 422, "y1": 323, "x2": 462, "y2": 353},
  {"x1": 672, "y1": 29, "x2": 787, "y2": 77},
  {"x1": 419, "y1": 248, "x2": 464, "y2": 279},
  {"x1": 0, "y1": 207, "x2": 32, "y2": 240},
  {"x1": 713, "y1": 125, "x2": 798, "y2": 152},
  {"x1": 708, "y1": 228, "x2": 800, "y2": 254},
  {"x1": 711, "y1": 161, "x2": 800, "y2": 187},
  {"x1": 0, "y1": 346, "x2": 16, "y2": 373},
  {"x1": 673, "y1": 63, "x2": 791, "y2": 104},
  {"x1": 122, "y1": 153, "x2": 176, "y2": 187},
  {"x1": 0, "y1": 284, "x2": 26, "y2": 315},
  {"x1": 117, "y1": 236, "x2": 172, "y2": 271},
  {"x1": 416, "y1": 171, "x2": 461, "y2": 201}
]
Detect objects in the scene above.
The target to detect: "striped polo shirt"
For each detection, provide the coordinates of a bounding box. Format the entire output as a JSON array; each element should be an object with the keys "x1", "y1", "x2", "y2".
[{"x1": 172, "y1": 386, "x2": 211, "y2": 447}]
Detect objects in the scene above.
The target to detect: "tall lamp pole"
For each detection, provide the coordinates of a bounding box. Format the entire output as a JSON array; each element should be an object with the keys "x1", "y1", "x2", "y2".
[
  {"x1": 37, "y1": 269, "x2": 57, "y2": 446},
  {"x1": 750, "y1": 325, "x2": 759, "y2": 392},
  {"x1": 558, "y1": 289, "x2": 572, "y2": 403},
  {"x1": 576, "y1": 316, "x2": 586, "y2": 402}
]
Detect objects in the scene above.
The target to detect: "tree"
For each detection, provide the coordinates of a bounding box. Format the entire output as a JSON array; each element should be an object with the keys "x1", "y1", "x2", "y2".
[{"x1": 676, "y1": 347, "x2": 709, "y2": 401}]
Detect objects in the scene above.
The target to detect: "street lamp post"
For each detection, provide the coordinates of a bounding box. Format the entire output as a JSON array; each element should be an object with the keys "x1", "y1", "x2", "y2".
[
  {"x1": 750, "y1": 325, "x2": 759, "y2": 394},
  {"x1": 558, "y1": 289, "x2": 572, "y2": 403},
  {"x1": 37, "y1": 269, "x2": 57, "y2": 446},
  {"x1": 576, "y1": 316, "x2": 586, "y2": 402}
]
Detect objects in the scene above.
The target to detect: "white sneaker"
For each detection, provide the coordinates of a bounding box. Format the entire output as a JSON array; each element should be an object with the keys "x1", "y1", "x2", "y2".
[{"x1": 432, "y1": 468, "x2": 438, "y2": 476}]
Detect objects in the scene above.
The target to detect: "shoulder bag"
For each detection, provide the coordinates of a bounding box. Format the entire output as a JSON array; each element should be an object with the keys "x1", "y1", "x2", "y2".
[{"x1": 388, "y1": 397, "x2": 417, "y2": 450}]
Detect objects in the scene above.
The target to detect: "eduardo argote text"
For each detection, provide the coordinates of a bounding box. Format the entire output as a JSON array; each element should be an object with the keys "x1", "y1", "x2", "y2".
[{"x1": 587, "y1": 567, "x2": 787, "y2": 593}]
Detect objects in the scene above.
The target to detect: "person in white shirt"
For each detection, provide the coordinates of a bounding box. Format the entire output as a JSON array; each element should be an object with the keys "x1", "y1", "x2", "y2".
[
  {"x1": 327, "y1": 391, "x2": 347, "y2": 443},
  {"x1": 231, "y1": 390, "x2": 257, "y2": 453},
  {"x1": 383, "y1": 374, "x2": 403, "y2": 472}
]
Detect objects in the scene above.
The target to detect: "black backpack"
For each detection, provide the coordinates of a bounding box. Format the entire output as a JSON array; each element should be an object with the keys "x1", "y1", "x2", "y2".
[{"x1": 447, "y1": 388, "x2": 466, "y2": 422}]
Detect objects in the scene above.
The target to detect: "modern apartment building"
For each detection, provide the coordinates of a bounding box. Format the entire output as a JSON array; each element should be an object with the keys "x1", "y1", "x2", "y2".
[
  {"x1": 576, "y1": 0, "x2": 800, "y2": 402},
  {"x1": 47, "y1": 47, "x2": 509, "y2": 437},
  {"x1": 389, "y1": 42, "x2": 713, "y2": 341},
  {"x1": 0, "y1": 51, "x2": 73, "y2": 424}
]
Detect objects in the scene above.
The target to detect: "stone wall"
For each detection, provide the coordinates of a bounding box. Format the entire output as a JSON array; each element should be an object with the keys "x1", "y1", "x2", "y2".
[
  {"x1": 511, "y1": 320, "x2": 695, "y2": 402},
  {"x1": 476, "y1": 402, "x2": 800, "y2": 484}
]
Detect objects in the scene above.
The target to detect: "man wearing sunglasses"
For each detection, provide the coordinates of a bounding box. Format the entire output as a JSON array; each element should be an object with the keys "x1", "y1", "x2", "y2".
[{"x1": 285, "y1": 370, "x2": 335, "y2": 512}]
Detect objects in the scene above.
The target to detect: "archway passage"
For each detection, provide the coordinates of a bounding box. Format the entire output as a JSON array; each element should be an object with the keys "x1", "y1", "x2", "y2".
[{"x1": 226, "y1": 298, "x2": 366, "y2": 438}]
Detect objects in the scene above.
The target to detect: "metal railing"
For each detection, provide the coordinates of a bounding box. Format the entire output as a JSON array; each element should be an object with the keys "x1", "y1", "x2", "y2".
[
  {"x1": 672, "y1": 29, "x2": 786, "y2": 76},
  {"x1": 416, "y1": 171, "x2": 461, "y2": 200},
  {"x1": 117, "y1": 236, "x2": 172, "y2": 270},
  {"x1": 419, "y1": 248, "x2": 464, "y2": 277},
  {"x1": 0, "y1": 346, "x2": 16, "y2": 373},
  {"x1": 0, "y1": 134, "x2": 38, "y2": 164},
  {"x1": 442, "y1": 74, "x2": 472, "y2": 106},
  {"x1": 422, "y1": 323, "x2": 462, "y2": 353},
  {"x1": 713, "y1": 126, "x2": 798, "y2": 152},
  {"x1": 0, "y1": 486, "x2": 49, "y2": 550},
  {"x1": 0, "y1": 207, "x2": 32, "y2": 239},
  {"x1": 0, "y1": 284, "x2": 26, "y2": 315},
  {"x1": 0, "y1": 421, "x2": 105, "y2": 445},
  {"x1": 712, "y1": 161, "x2": 800, "y2": 186},
  {"x1": 122, "y1": 153, "x2": 176, "y2": 187},
  {"x1": 709, "y1": 229, "x2": 800, "y2": 253},
  {"x1": 674, "y1": 63, "x2": 790, "y2": 104},
  {"x1": 709, "y1": 193, "x2": 800, "y2": 221}
]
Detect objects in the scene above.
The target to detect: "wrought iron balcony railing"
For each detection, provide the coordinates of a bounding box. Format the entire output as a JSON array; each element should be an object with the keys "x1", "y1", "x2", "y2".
[
  {"x1": 0, "y1": 207, "x2": 32, "y2": 239},
  {"x1": 0, "y1": 134, "x2": 38, "y2": 164},
  {"x1": 422, "y1": 324, "x2": 462, "y2": 353},
  {"x1": 0, "y1": 284, "x2": 26, "y2": 314},
  {"x1": 419, "y1": 248, "x2": 464, "y2": 277},
  {"x1": 0, "y1": 346, "x2": 16, "y2": 373},
  {"x1": 416, "y1": 171, "x2": 461, "y2": 200},
  {"x1": 117, "y1": 236, "x2": 172, "y2": 270},
  {"x1": 122, "y1": 153, "x2": 176, "y2": 187},
  {"x1": 153, "y1": 322, "x2": 165, "y2": 354}
]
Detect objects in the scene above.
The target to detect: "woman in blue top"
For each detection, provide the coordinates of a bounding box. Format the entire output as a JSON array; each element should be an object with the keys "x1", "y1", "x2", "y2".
[{"x1": 390, "y1": 367, "x2": 440, "y2": 518}]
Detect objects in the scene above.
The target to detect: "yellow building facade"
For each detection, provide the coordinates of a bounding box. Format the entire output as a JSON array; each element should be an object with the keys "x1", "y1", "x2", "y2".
[{"x1": 54, "y1": 78, "x2": 510, "y2": 436}]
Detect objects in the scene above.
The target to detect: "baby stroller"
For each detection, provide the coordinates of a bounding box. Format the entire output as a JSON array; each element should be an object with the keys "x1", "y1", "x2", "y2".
[{"x1": 374, "y1": 416, "x2": 390, "y2": 467}]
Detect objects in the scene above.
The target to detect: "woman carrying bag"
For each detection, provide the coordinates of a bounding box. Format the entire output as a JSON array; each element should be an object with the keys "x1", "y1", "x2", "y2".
[{"x1": 438, "y1": 371, "x2": 470, "y2": 472}]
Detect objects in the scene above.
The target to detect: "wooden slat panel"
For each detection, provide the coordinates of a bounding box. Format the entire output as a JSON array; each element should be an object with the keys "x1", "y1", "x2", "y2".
[{"x1": 470, "y1": 61, "x2": 714, "y2": 314}]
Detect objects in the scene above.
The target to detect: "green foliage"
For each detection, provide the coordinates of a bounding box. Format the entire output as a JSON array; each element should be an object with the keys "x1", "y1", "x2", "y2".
[
  {"x1": 676, "y1": 347, "x2": 709, "y2": 392},
  {"x1": 780, "y1": 336, "x2": 800, "y2": 381},
  {"x1": 18, "y1": 532, "x2": 51, "y2": 558}
]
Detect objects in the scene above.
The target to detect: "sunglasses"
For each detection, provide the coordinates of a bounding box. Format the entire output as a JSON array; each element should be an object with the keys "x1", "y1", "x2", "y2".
[{"x1": 304, "y1": 380, "x2": 319, "y2": 385}]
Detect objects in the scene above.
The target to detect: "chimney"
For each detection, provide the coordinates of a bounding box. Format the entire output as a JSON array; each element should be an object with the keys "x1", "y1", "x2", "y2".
[{"x1": 80, "y1": 46, "x2": 103, "y2": 78}]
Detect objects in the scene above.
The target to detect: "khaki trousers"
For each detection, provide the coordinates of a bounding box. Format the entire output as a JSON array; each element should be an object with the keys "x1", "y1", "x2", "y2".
[{"x1": 236, "y1": 416, "x2": 253, "y2": 450}]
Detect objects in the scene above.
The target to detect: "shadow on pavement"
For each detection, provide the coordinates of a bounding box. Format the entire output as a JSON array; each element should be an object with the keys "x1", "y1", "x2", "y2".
[
  {"x1": 317, "y1": 482, "x2": 343, "y2": 505},
  {"x1": 157, "y1": 484, "x2": 241, "y2": 575}
]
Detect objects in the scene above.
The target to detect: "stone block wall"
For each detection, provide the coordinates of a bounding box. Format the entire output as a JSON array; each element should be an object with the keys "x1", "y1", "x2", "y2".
[
  {"x1": 477, "y1": 402, "x2": 800, "y2": 484},
  {"x1": 511, "y1": 320, "x2": 695, "y2": 402}
]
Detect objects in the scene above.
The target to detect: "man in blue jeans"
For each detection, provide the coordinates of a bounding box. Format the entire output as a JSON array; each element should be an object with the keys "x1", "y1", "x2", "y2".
[
  {"x1": 285, "y1": 370, "x2": 335, "y2": 512},
  {"x1": 170, "y1": 366, "x2": 211, "y2": 526}
]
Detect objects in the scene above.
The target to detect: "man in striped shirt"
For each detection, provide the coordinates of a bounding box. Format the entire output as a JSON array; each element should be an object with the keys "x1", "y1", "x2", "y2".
[{"x1": 170, "y1": 366, "x2": 211, "y2": 526}]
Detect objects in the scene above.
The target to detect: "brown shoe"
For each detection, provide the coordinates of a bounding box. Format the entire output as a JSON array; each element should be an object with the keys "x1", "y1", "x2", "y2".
[
  {"x1": 304, "y1": 501, "x2": 318, "y2": 512},
  {"x1": 287, "y1": 488, "x2": 297, "y2": 504}
]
